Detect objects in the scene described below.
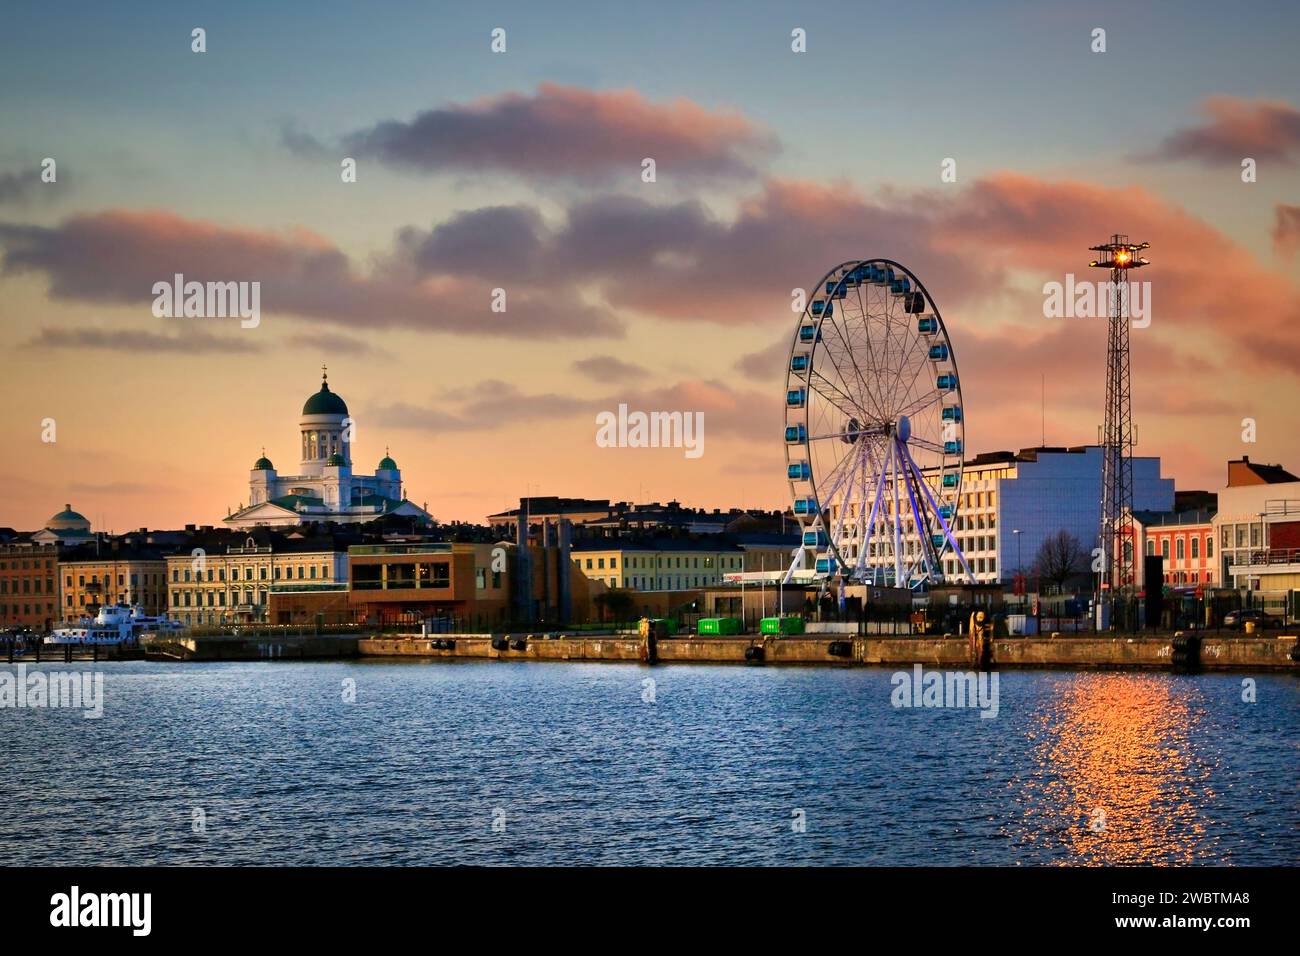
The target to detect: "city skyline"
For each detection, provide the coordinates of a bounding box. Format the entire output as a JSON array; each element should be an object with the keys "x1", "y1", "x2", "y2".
[{"x1": 2, "y1": 0, "x2": 1299, "y2": 532}]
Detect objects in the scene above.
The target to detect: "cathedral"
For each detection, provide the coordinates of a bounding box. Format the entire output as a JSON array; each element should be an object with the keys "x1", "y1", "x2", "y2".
[{"x1": 224, "y1": 369, "x2": 433, "y2": 529}]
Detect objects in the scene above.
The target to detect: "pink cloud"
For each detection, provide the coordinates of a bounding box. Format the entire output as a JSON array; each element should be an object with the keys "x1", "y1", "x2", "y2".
[
  {"x1": 328, "y1": 83, "x2": 777, "y2": 183},
  {"x1": 1141, "y1": 95, "x2": 1300, "y2": 165}
]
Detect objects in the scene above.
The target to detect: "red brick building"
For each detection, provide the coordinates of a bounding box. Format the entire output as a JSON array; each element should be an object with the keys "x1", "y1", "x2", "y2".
[{"x1": 1132, "y1": 509, "x2": 1216, "y2": 590}]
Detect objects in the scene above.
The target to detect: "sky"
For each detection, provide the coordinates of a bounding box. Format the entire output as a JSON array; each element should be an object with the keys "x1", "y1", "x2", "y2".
[{"x1": 1, "y1": 0, "x2": 1298, "y2": 532}]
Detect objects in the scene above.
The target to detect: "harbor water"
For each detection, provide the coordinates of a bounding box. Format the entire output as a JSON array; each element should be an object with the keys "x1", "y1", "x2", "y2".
[{"x1": 1, "y1": 661, "x2": 1296, "y2": 866}]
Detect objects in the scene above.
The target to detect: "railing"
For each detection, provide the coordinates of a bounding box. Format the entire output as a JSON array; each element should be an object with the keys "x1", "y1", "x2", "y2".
[
  {"x1": 172, "y1": 623, "x2": 369, "y2": 638},
  {"x1": 1240, "y1": 548, "x2": 1300, "y2": 567}
]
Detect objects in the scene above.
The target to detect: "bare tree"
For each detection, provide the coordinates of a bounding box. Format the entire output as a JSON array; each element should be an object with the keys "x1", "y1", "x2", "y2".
[{"x1": 1032, "y1": 530, "x2": 1088, "y2": 594}]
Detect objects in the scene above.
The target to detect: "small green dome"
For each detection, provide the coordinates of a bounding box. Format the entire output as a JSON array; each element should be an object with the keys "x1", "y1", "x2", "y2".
[
  {"x1": 326, "y1": 453, "x2": 347, "y2": 467},
  {"x1": 303, "y1": 380, "x2": 348, "y2": 416},
  {"x1": 254, "y1": 456, "x2": 274, "y2": 471},
  {"x1": 378, "y1": 455, "x2": 398, "y2": 471}
]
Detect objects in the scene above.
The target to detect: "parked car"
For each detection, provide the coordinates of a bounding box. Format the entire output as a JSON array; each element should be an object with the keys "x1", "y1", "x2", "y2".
[{"x1": 1223, "y1": 608, "x2": 1282, "y2": 630}]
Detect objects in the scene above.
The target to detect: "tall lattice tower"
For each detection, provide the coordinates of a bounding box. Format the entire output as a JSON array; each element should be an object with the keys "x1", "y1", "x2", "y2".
[{"x1": 1089, "y1": 235, "x2": 1149, "y2": 630}]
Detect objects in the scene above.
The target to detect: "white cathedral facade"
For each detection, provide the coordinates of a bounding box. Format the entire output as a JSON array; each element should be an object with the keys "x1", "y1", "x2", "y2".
[{"x1": 224, "y1": 370, "x2": 433, "y2": 530}]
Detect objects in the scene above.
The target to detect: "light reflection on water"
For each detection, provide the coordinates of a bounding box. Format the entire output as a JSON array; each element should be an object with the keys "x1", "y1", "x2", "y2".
[
  {"x1": 1011, "y1": 674, "x2": 1222, "y2": 865},
  {"x1": 0, "y1": 662, "x2": 1296, "y2": 865}
]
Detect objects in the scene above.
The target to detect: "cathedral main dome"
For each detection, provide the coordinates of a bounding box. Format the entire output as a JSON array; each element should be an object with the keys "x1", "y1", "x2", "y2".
[{"x1": 302, "y1": 377, "x2": 348, "y2": 416}]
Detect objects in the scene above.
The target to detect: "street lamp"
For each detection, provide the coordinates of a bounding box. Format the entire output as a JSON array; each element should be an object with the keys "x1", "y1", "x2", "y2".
[{"x1": 1012, "y1": 529, "x2": 1023, "y2": 599}]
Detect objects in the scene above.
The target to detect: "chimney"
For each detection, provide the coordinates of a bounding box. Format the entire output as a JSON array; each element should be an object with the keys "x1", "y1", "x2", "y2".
[
  {"x1": 541, "y1": 519, "x2": 559, "y2": 624},
  {"x1": 513, "y1": 497, "x2": 533, "y2": 625},
  {"x1": 557, "y1": 518, "x2": 572, "y2": 625}
]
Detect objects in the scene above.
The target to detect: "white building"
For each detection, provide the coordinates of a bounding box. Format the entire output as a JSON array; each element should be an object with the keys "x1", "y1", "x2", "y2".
[
  {"x1": 930, "y1": 445, "x2": 1173, "y2": 586},
  {"x1": 224, "y1": 370, "x2": 432, "y2": 530},
  {"x1": 1212, "y1": 457, "x2": 1300, "y2": 589}
]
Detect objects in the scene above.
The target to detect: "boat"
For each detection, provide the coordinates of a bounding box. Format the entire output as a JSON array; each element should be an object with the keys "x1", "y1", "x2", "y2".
[{"x1": 45, "y1": 604, "x2": 185, "y2": 645}]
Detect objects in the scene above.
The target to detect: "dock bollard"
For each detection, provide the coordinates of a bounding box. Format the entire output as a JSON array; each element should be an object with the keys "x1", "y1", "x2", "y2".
[{"x1": 1170, "y1": 632, "x2": 1202, "y2": 672}]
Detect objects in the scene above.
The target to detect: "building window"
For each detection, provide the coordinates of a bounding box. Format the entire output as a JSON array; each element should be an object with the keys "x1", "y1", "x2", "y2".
[
  {"x1": 1146, "y1": 540, "x2": 1155, "y2": 556},
  {"x1": 1176, "y1": 539, "x2": 1185, "y2": 560},
  {"x1": 1161, "y1": 540, "x2": 1169, "y2": 560},
  {"x1": 1206, "y1": 537, "x2": 1213, "y2": 559},
  {"x1": 1191, "y1": 537, "x2": 1199, "y2": 559}
]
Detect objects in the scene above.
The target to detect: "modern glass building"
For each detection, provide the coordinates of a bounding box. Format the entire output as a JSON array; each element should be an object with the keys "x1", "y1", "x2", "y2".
[{"x1": 925, "y1": 445, "x2": 1173, "y2": 585}]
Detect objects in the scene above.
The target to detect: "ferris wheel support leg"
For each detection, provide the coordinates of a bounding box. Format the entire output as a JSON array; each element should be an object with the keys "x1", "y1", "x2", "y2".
[
  {"x1": 888, "y1": 438, "x2": 905, "y2": 587},
  {"x1": 898, "y1": 438, "x2": 936, "y2": 584},
  {"x1": 782, "y1": 545, "x2": 805, "y2": 585},
  {"x1": 901, "y1": 442, "x2": 976, "y2": 584},
  {"x1": 859, "y1": 445, "x2": 889, "y2": 584}
]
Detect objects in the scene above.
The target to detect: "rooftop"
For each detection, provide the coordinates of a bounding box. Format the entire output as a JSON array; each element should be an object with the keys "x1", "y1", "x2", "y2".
[{"x1": 1227, "y1": 456, "x2": 1299, "y2": 487}]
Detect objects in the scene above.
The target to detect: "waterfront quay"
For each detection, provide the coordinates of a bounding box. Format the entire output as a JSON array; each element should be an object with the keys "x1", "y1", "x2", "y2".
[{"x1": 128, "y1": 628, "x2": 1300, "y2": 671}]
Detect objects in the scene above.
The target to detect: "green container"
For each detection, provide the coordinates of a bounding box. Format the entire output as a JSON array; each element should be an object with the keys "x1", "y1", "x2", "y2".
[
  {"x1": 761, "y1": 616, "x2": 805, "y2": 635},
  {"x1": 698, "y1": 617, "x2": 742, "y2": 636},
  {"x1": 649, "y1": 617, "x2": 677, "y2": 637}
]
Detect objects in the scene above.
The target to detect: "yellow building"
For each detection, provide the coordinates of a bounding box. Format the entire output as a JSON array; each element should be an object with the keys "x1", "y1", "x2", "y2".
[
  {"x1": 59, "y1": 543, "x2": 168, "y2": 618},
  {"x1": 570, "y1": 540, "x2": 748, "y2": 591},
  {"x1": 165, "y1": 531, "x2": 349, "y2": 626}
]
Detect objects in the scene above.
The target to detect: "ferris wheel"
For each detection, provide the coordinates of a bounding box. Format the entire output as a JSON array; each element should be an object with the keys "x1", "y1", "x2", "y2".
[{"x1": 783, "y1": 259, "x2": 973, "y2": 590}]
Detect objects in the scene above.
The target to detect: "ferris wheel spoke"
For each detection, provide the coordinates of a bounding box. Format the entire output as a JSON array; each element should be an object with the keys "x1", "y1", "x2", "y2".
[
  {"x1": 807, "y1": 368, "x2": 868, "y2": 421},
  {"x1": 894, "y1": 387, "x2": 946, "y2": 422},
  {"x1": 908, "y1": 435, "x2": 947, "y2": 456},
  {"x1": 822, "y1": 311, "x2": 881, "y2": 421}
]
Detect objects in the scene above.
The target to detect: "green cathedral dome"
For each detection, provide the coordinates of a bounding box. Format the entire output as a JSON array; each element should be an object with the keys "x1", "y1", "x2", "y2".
[{"x1": 303, "y1": 379, "x2": 348, "y2": 416}]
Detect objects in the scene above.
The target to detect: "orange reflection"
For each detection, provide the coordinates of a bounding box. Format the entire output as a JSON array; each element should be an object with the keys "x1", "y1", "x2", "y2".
[{"x1": 1012, "y1": 674, "x2": 1218, "y2": 865}]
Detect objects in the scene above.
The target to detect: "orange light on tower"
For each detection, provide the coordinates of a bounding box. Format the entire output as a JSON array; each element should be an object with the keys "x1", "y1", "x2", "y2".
[{"x1": 1088, "y1": 237, "x2": 1149, "y2": 270}]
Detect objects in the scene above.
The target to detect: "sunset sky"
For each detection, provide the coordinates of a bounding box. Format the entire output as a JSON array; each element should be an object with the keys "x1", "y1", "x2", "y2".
[{"x1": 1, "y1": 0, "x2": 1298, "y2": 532}]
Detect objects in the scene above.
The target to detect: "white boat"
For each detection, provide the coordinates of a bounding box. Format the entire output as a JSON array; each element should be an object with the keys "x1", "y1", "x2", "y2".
[{"x1": 46, "y1": 604, "x2": 185, "y2": 645}]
